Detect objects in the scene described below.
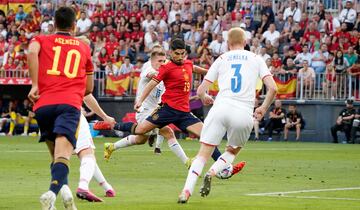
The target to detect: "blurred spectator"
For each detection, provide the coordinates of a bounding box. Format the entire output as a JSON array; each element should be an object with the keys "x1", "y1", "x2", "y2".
[
  {"x1": 142, "y1": 13, "x2": 156, "y2": 32},
  {"x1": 262, "y1": 23, "x2": 280, "y2": 47},
  {"x1": 209, "y1": 33, "x2": 227, "y2": 59},
  {"x1": 119, "y1": 56, "x2": 134, "y2": 75},
  {"x1": 284, "y1": 104, "x2": 304, "y2": 141},
  {"x1": 40, "y1": 14, "x2": 53, "y2": 34},
  {"x1": 259, "y1": 46, "x2": 271, "y2": 61},
  {"x1": 267, "y1": 100, "x2": 286, "y2": 141},
  {"x1": 275, "y1": 11, "x2": 285, "y2": 32},
  {"x1": 184, "y1": 25, "x2": 201, "y2": 53},
  {"x1": 294, "y1": 45, "x2": 312, "y2": 67},
  {"x1": 284, "y1": 0, "x2": 301, "y2": 22},
  {"x1": 153, "y1": 1, "x2": 167, "y2": 21},
  {"x1": 261, "y1": 0, "x2": 275, "y2": 23},
  {"x1": 331, "y1": 99, "x2": 356, "y2": 143},
  {"x1": 281, "y1": 58, "x2": 298, "y2": 74},
  {"x1": 97, "y1": 47, "x2": 109, "y2": 70},
  {"x1": 323, "y1": 53, "x2": 337, "y2": 99},
  {"x1": 258, "y1": 13, "x2": 271, "y2": 34},
  {"x1": 105, "y1": 60, "x2": 119, "y2": 76},
  {"x1": 344, "y1": 46, "x2": 358, "y2": 67},
  {"x1": 182, "y1": 13, "x2": 195, "y2": 34},
  {"x1": 168, "y1": 2, "x2": 181, "y2": 25},
  {"x1": 203, "y1": 14, "x2": 220, "y2": 40},
  {"x1": 193, "y1": 2, "x2": 204, "y2": 21},
  {"x1": 197, "y1": 47, "x2": 213, "y2": 68},
  {"x1": 298, "y1": 60, "x2": 315, "y2": 98},
  {"x1": 15, "y1": 5, "x2": 27, "y2": 22},
  {"x1": 338, "y1": 0, "x2": 356, "y2": 31},
  {"x1": 333, "y1": 50, "x2": 350, "y2": 74},
  {"x1": 324, "y1": 10, "x2": 340, "y2": 35},
  {"x1": 76, "y1": 11, "x2": 92, "y2": 36},
  {"x1": 311, "y1": 43, "x2": 328, "y2": 75}
]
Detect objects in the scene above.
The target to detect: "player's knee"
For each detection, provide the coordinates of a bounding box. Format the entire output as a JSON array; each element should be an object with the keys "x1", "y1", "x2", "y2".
[
  {"x1": 159, "y1": 126, "x2": 175, "y2": 140},
  {"x1": 226, "y1": 146, "x2": 241, "y2": 155},
  {"x1": 77, "y1": 148, "x2": 94, "y2": 159}
]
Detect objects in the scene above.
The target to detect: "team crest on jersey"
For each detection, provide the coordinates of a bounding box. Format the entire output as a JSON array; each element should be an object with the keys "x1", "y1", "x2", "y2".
[
  {"x1": 184, "y1": 73, "x2": 189, "y2": 81},
  {"x1": 152, "y1": 113, "x2": 159, "y2": 121}
]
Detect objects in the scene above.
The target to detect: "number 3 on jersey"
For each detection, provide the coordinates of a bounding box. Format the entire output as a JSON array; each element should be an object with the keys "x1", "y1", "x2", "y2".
[
  {"x1": 231, "y1": 64, "x2": 242, "y2": 93},
  {"x1": 47, "y1": 46, "x2": 81, "y2": 79}
]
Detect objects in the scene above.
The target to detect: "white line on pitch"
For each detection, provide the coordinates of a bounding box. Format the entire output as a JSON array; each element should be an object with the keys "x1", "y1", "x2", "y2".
[
  {"x1": 270, "y1": 195, "x2": 360, "y2": 201},
  {"x1": 247, "y1": 187, "x2": 360, "y2": 196}
]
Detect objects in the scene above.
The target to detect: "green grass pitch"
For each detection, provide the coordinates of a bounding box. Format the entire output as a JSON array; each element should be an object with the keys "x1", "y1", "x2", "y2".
[{"x1": 0, "y1": 137, "x2": 359, "y2": 210}]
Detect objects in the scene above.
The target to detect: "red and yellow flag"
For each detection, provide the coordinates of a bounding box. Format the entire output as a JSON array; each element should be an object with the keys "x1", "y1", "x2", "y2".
[
  {"x1": 8, "y1": 0, "x2": 34, "y2": 14},
  {"x1": 274, "y1": 76, "x2": 297, "y2": 99},
  {"x1": 0, "y1": 0, "x2": 7, "y2": 14},
  {"x1": 105, "y1": 74, "x2": 130, "y2": 96},
  {"x1": 131, "y1": 72, "x2": 141, "y2": 95},
  {"x1": 208, "y1": 80, "x2": 219, "y2": 96}
]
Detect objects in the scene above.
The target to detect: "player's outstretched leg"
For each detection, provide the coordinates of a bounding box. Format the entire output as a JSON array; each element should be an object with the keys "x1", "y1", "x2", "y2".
[
  {"x1": 76, "y1": 149, "x2": 103, "y2": 202},
  {"x1": 93, "y1": 163, "x2": 116, "y2": 197}
]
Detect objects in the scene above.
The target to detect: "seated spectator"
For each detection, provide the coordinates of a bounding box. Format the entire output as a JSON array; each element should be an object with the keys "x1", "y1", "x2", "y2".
[
  {"x1": 197, "y1": 47, "x2": 213, "y2": 69},
  {"x1": 311, "y1": 44, "x2": 329, "y2": 88},
  {"x1": 261, "y1": 23, "x2": 280, "y2": 47},
  {"x1": 331, "y1": 99, "x2": 356, "y2": 143},
  {"x1": 338, "y1": 0, "x2": 356, "y2": 31},
  {"x1": 284, "y1": 0, "x2": 301, "y2": 23},
  {"x1": 14, "y1": 99, "x2": 36, "y2": 136},
  {"x1": 97, "y1": 47, "x2": 109, "y2": 70},
  {"x1": 265, "y1": 40, "x2": 276, "y2": 57},
  {"x1": 76, "y1": 11, "x2": 92, "y2": 36},
  {"x1": 323, "y1": 10, "x2": 340, "y2": 35},
  {"x1": 271, "y1": 53, "x2": 282, "y2": 72},
  {"x1": 142, "y1": 13, "x2": 156, "y2": 32},
  {"x1": 267, "y1": 100, "x2": 286, "y2": 141},
  {"x1": 208, "y1": 33, "x2": 227, "y2": 59},
  {"x1": 284, "y1": 104, "x2": 304, "y2": 141},
  {"x1": 184, "y1": 25, "x2": 201, "y2": 53},
  {"x1": 281, "y1": 58, "x2": 298, "y2": 75},
  {"x1": 203, "y1": 14, "x2": 220, "y2": 40},
  {"x1": 344, "y1": 46, "x2": 358, "y2": 67},
  {"x1": 1, "y1": 100, "x2": 16, "y2": 136},
  {"x1": 259, "y1": 46, "x2": 271, "y2": 62},
  {"x1": 297, "y1": 60, "x2": 315, "y2": 98},
  {"x1": 282, "y1": 47, "x2": 297, "y2": 65},
  {"x1": 294, "y1": 45, "x2": 312, "y2": 67},
  {"x1": 15, "y1": 5, "x2": 27, "y2": 22}
]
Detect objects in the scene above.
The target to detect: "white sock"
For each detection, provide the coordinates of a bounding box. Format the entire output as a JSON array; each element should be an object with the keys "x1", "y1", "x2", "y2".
[
  {"x1": 168, "y1": 138, "x2": 188, "y2": 164},
  {"x1": 114, "y1": 135, "x2": 136, "y2": 150},
  {"x1": 208, "y1": 151, "x2": 236, "y2": 176},
  {"x1": 78, "y1": 155, "x2": 96, "y2": 191},
  {"x1": 183, "y1": 156, "x2": 207, "y2": 195},
  {"x1": 93, "y1": 163, "x2": 113, "y2": 191},
  {"x1": 155, "y1": 134, "x2": 164, "y2": 149}
]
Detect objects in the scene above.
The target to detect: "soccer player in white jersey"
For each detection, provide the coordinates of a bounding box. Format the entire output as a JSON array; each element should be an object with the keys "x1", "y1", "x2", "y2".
[
  {"x1": 59, "y1": 94, "x2": 116, "y2": 205},
  {"x1": 137, "y1": 45, "x2": 165, "y2": 154},
  {"x1": 178, "y1": 27, "x2": 278, "y2": 203},
  {"x1": 102, "y1": 49, "x2": 191, "y2": 167}
]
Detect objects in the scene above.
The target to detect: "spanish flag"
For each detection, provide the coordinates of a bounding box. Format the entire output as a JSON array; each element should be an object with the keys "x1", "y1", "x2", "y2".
[
  {"x1": 105, "y1": 74, "x2": 130, "y2": 96},
  {"x1": 8, "y1": 0, "x2": 34, "y2": 14},
  {"x1": 131, "y1": 72, "x2": 141, "y2": 94},
  {"x1": 0, "y1": 0, "x2": 7, "y2": 14},
  {"x1": 274, "y1": 76, "x2": 297, "y2": 99}
]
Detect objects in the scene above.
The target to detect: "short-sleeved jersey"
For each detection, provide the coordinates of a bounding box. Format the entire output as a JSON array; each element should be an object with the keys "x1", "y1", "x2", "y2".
[
  {"x1": 153, "y1": 60, "x2": 193, "y2": 112},
  {"x1": 205, "y1": 50, "x2": 271, "y2": 108},
  {"x1": 136, "y1": 61, "x2": 165, "y2": 109},
  {"x1": 31, "y1": 34, "x2": 93, "y2": 111},
  {"x1": 286, "y1": 111, "x2": 303, "y2": 123},
  {"x1": 339, "y1": 108, "x2": 356, "y2": 124}
]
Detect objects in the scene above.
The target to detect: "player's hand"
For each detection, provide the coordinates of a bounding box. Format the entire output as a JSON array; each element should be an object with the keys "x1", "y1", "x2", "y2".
[
  {"x1": 201, "y1": 94, "x2": 214, "y2": 106},
  {"x1": 103, "y1": 115, "x2": 116, "y2": 128},
  {"x1": 28, "y1": 86, "x2": 39, "y2": 104},
  {"x1": 134, "y1": 100, "x2": 143, "y2": 112},
  {"x1": 254, "y1": 106, "x2": 266, "y2": 121}
]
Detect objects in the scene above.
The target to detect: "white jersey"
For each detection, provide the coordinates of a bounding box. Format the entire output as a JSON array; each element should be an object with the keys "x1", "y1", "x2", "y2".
[
  {"x1": 136, "y1": 61, "x2": 165, "y2": 110},
  {"x1": 204, "y1": 50, "x2": 271, "y2": 109},
  {"x1": 201, "y1": 49, "x2": 271, "y2": 148}
]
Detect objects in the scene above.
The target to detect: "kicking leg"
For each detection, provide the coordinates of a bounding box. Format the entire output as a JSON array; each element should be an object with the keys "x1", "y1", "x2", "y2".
[{"x1": 104, "y1": 135, "x2": 149, "y2": 161}]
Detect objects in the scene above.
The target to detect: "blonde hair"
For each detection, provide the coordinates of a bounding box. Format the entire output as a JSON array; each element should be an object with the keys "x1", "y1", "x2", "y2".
[{"x1": 227, "y1": 27, "x2": 246, "y2": 47}]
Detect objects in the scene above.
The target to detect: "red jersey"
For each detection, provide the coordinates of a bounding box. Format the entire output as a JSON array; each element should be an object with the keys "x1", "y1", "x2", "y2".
[
  {"x1": 116, "y1": 9, "x2": 129, "y2": 19},
  {"x1": 271, "y1": 58, "x2": 282, "y2": 68},
  {"x1": 303, "y1": 30, "x2": 320, "y2": 42},
  {"x1": 89, "y1": 31, "x2": 103, "y2": 42},
  {"x1": 153, "y1": 60, "x2": 193, "y2": 112},
  {"x1": 31, "y1": 34, "x2": 93, "y2": 111},
  {"x1": 102, "y1": 9, "x2": 115, "y2": 22},
  {"x1": 105, "y1": 41, "x2": 119, "y2": 55},
  {"x1": 129, "y1": 31, "x2": 144, "y2": 42}
]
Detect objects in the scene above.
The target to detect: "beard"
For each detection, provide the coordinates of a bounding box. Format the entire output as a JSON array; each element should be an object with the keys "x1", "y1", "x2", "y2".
[{"x1": 171, "y1": 58, "x2": 184, "y2": 65}]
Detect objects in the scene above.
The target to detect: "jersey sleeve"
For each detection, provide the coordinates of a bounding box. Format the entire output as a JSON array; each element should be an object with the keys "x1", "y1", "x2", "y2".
[
  {"x1": 152, "y1": 64, "x2": 166, "y2": 83},
  {"x1": 84, "y1": 46, "x2": 94, "y2": 75},
  {"x1": 204, "y1": 56, "x2": 221, "y2": 83},
  {"x1": 30, "y1": 35, "x2": 42, "y2": 47},
  {"x1": 257, "y1": 56, "x2": 272, "y2": 80}
]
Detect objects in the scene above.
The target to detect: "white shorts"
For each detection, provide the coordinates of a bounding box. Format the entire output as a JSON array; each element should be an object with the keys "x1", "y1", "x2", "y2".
[
  {"x1": 74, "y1": 114, "x2": 95, "y2": 154},
  {"x1": 200, "y1": 102, "x2": 254, "y2": 148},
  {"x1": 135, "y1": 106, "x2": 159, "y2": 136}
]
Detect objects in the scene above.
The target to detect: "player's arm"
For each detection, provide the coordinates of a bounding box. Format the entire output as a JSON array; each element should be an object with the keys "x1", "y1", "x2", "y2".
[
  {"x1": 197, "y1": 79, "x2": 214, "y2": 105},
  {"x1": 85, "y1": 74, "x2": 94, "y2": 96},
  {"x1": 134, "y1": 79, "x2": 158, "y2": 111},
  {"x1": 27, "y1": 41, "x2": 41, "y2": 103},
  {"x1": 193, "y1": 65, "x2": 208, "y2": 75},
  {"x1": 254, "y1": 76, "x2": 278, "y2": 121},
  {"x1": 83, "y1": 94, "x2": 116, "y2": 126}
]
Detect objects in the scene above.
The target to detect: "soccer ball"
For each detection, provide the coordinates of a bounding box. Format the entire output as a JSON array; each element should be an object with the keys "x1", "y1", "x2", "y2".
[{"x1": 215, "y1": 164, "x2": 233, "y2": 179}]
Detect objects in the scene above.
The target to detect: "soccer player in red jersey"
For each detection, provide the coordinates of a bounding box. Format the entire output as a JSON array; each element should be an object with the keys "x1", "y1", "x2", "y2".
[
  {"x1": 27, "y1": 7, "x2": 94, "y2": 210},
  {"x1": 95, "y1": 39, "x2": 246, "y2": 168}
]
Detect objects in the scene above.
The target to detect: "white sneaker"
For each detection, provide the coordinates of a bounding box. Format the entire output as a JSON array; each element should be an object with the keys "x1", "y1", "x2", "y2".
[
  {"x1": 40, "y1": 191, "x2": 56, "y2": 210},
  {"x1": 60, "y1": 185, "x2": 77, "y2": 210}
]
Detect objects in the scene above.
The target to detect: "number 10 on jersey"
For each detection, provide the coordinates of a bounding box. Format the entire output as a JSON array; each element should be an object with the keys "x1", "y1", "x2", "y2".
[{"x1": 231, "y1": 64, "x2": 242, "y2": 93}]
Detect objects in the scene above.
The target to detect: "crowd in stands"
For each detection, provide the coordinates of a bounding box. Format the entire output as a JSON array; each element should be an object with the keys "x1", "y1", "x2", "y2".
[{"x1": 0, "y1": 0, "x2": 360, "y2": 98}]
